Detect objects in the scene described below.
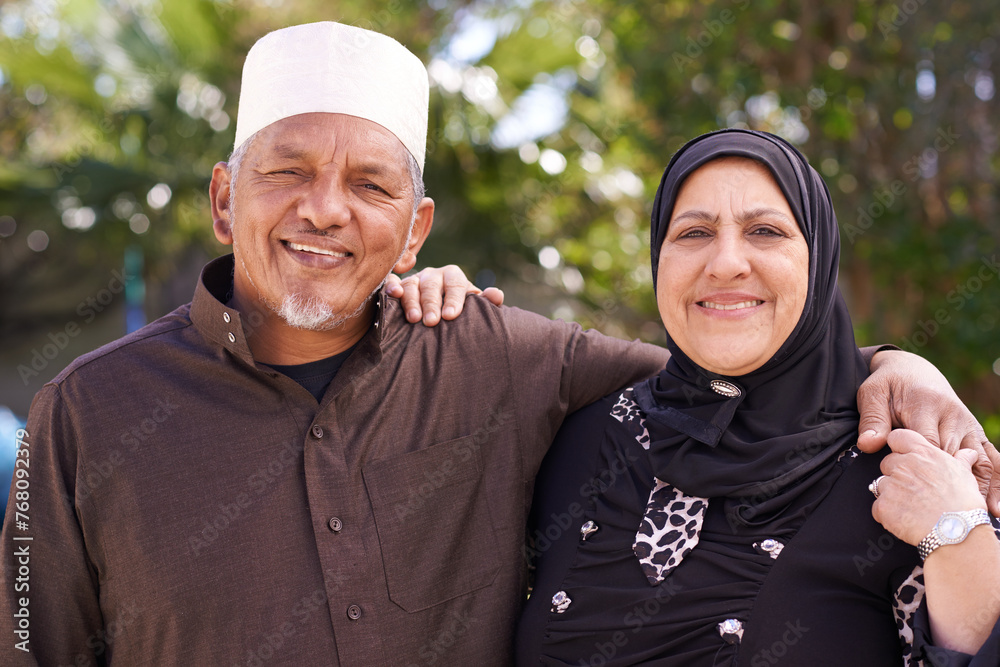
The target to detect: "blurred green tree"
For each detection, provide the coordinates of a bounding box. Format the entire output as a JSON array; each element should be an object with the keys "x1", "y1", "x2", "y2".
[{"x1": 0, "y1": 0, "x2": 997, "y2": 437}]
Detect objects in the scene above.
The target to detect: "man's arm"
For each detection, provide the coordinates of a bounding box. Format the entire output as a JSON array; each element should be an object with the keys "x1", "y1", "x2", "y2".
[
  {"x1": 395, "y1": 265, "x2": 997, "y2": 509},
  {"x1": 0, "y1": 385, "x2": 104, "y2": 666},
  {"x1": 497, "y1": 304, "x2": 667, "y2": 478}
]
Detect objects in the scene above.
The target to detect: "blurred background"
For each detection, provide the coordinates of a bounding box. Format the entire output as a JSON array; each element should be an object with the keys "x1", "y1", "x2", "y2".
[{"x1": 1, "y1": 0, "x2": 998, "y2": 508}]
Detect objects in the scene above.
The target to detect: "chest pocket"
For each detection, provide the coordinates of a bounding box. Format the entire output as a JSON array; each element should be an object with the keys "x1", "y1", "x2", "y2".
[{"x1": 363, "y1": 435, "x2": 501, "y2": 612}]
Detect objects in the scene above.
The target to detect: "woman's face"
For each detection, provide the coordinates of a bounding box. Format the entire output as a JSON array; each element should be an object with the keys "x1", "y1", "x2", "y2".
[{"x1": 656, "y1": 157, "x2": 809, "y2": 377}]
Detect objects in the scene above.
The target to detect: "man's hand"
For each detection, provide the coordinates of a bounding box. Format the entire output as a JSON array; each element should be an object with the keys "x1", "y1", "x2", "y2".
[
  {"x1": 385, "y1": 265, "x2": 505, "y2": 326},
  {"x1": 856, "y1": 349, "x2": 1000, "y2": 515}
]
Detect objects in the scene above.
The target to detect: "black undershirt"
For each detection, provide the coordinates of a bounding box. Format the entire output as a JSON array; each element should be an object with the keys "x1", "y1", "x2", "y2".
[{"x1": 264, "y1": 345, "x2": 357, "y2": 401}]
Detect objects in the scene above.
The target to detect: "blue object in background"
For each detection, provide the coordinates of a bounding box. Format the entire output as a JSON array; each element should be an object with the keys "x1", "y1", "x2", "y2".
[
  {"x1": 125, "y1": 244, "x2": 146, "y2": 334},
  {"x1": 0, "y1": 406, "x2": 26, "y2": 518}
]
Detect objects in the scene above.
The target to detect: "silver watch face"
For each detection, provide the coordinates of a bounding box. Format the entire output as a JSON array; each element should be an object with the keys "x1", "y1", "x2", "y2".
[{"x1": 939, "y1": 515, "x2": 967, "y2": 541}]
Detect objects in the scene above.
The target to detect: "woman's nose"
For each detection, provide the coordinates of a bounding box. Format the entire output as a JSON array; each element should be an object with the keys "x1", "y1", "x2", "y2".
[{"x1": 704, "y1": 230, "x2": 751, "y2": 281}]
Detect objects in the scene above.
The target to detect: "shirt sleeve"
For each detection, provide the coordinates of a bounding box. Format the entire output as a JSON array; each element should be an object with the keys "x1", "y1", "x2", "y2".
[
  {"x1": 499, "y1": 306, "x2": 668, "y2": 478},
  {"x1": 897, "y1": 524, "x2": 1000, "y2": 666},
  {"x1": 911, "y1": 609, "x2": 1000, "y2": 667},
  {"x1": 860, "y1": 344, "x2": 898, "y2": 367},
  {"x1": 0, "y1": 384, "x2": 104, "y2": 667}
]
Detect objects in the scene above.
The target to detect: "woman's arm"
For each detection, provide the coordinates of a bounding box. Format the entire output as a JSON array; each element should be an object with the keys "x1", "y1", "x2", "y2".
[{"x1": 873, "y1": 428, "x2": 1000, "y2": 654}]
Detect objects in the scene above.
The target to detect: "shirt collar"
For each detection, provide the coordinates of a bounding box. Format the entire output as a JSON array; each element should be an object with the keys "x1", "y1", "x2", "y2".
[{"x1": 189, "y1": 254, "x2": 391, "y2": 366}]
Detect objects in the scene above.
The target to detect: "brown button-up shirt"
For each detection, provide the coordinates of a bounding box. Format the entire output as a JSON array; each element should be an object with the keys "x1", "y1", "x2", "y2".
[{"x1": 0, "y1": 255, "x2": 669, "y2": 666}]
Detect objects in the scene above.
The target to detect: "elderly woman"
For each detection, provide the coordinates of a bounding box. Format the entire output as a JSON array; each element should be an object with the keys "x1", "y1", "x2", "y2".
[{"x1": 515, "y1": 129, "x2": 1000, "y2": 665}]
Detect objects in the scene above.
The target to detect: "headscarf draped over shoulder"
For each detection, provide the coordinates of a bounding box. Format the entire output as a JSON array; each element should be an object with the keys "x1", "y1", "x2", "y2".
[{"x1": 636, "y1": 129, "x2": 867, "y2": 523}]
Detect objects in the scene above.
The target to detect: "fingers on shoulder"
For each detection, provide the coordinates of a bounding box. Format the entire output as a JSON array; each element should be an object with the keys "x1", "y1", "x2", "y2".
[
  {"x1": 886, "y1": 428, "x2": 930, "y2": 451},
  {"x1": 480, "y1": 287, "x2": 504, "y2": 307},
  {"x1": 400, "y1": 278, "x2": 423, "y2": 322}
]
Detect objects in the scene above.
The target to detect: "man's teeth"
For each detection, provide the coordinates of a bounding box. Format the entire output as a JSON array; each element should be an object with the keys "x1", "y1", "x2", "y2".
[
  {"x1": 287, "y1": 242, "x2": 348, "y2": 257},
  {"x1": 700, "y1": 300, "x2": 763, "y2": 311}
]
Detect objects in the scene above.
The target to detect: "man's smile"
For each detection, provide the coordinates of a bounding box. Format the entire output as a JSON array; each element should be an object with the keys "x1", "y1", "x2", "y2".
[{"x1": 283, "y1": 240, "x2": 351, "y2": 258}]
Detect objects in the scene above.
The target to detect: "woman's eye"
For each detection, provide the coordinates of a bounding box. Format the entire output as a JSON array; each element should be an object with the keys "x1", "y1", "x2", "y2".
[
  {"x1": 678, "y1": 229, "x2": 710, "y2": 239},
  {"x1": 750, "y1": 226, "x2": 782, "y2": 236}
]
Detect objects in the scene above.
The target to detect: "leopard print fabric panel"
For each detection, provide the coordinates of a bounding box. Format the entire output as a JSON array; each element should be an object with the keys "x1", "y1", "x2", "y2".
[
  {"x1": 613, "y1": 389, "x2": 709, "y2": 586},
  {"x1": 610, "y1": 388, "x2": 651, "y2": 450},
  {"x1": 632, "y1": 480, "x2": 708, "y2": 586}
]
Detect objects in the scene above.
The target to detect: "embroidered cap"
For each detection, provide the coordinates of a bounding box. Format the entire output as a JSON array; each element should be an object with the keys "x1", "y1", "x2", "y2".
[{"x1": 234, "y1": 22, "x2": 429, "y2": 171}]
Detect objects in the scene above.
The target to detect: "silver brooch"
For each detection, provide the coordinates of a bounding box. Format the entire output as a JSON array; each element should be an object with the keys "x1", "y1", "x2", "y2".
[
  {"x1": 710, "y1": 380, "x2": 742, "y2": 398},
  {"x1": 754, "y1": 538, "x2": 784, "y2": 559},
  {"x1": 580, "y1": 520, "x2": 599, "y2": 541},
  {"x1": 718, "y1": 618, "x2": 744, "y2": 644},
  {"x1": 551, "y1": 591, "x2": 572, "y2": 613}
]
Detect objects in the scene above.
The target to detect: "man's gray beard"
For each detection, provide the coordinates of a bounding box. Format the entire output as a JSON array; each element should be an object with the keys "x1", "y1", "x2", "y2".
[{"x1": 274, "y1": 290, "x2": 376, "y2": 331}]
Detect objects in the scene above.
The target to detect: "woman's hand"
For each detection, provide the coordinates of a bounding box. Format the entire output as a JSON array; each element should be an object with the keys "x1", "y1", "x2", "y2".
[
  {"x1": 872, "y1": 428, "x2": 985, "y2": 546},
  {"x1": 872, "y1": 428, "x2": 1000, "y2": 656},
  {"x1": 385, "y1": 266, "x2": 505, "y2": 326},
  {"x1": 857, "y1": 349, "x2": 999, "y2": 515}
]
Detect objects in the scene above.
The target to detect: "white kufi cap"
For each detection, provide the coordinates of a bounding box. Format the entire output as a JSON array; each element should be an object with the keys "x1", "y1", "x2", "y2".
[{"x1": 234, "y1": 22, "x2": 429, "y2": 171}]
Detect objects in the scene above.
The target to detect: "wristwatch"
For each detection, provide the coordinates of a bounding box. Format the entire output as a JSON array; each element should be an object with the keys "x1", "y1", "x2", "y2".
[{"x1": 917, "y1": 509, "x2": 991, "y2": 561}]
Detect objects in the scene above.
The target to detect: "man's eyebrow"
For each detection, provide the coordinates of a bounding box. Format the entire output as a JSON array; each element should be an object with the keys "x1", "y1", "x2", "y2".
[
  {"x1": 261, "y1": 145, "x2": 406, "y2": 181},
  {"x1": 354, "y1": 162, "x2": 391, "y2": 177},
  {"x1": 269, "y1": 144, "x2": 310, "y2": 161}
]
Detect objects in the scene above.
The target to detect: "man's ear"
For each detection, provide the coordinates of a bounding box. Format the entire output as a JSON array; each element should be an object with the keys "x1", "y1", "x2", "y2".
[
  {"x1": 393, "y1": 197, "x2": 435, "y2": 274},
  {"x1": 210, "y1": 161, "x2": 234, "y2": 245}
]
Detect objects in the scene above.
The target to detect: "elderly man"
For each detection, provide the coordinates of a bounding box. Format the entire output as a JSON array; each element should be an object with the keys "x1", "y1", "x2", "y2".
[{"x1": 1, "y1": 21, "x2": 993, "y2": 666}]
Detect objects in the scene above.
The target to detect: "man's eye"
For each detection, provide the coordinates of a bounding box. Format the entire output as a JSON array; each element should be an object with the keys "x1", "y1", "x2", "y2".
[{"x1": 363, "y1": 183, "x2": 388, "y2": 194}]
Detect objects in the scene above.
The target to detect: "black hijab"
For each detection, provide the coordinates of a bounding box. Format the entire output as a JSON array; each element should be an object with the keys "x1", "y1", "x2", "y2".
[{"x1": 634, "y1": 129, "x2": 868, "y2": 524}]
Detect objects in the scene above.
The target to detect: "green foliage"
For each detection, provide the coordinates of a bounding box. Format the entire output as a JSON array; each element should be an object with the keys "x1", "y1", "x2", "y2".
[{"x1": 0, "y1": 0, "x2": 997, "y2": 423}]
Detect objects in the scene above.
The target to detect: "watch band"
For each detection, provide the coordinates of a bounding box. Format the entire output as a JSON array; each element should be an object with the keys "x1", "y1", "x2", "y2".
[{"x1": 917, "y1": 509, "x2": 991, "y2": 561}]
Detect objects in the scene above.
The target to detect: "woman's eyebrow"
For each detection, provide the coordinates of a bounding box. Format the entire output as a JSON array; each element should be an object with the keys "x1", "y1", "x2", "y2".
[
  {"x1": 671, "y1": 209, "x2": 719, "y2": 225},
  {"x1": 735, "y1": 207, "x2": 794, "y2": 225}
]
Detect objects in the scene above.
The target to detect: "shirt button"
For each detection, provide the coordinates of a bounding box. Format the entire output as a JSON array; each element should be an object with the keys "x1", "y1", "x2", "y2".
[
  {"x1": 311, "y1": 425, "x2": 324, "y2": 439},
  {"x1": 718, "y1": 618, "x2": 743, "y2": 644},
  {"x1": 328, "y1": 517, "x2": 343, "y2": 533},
  {"x1": 550, "y1": 591, "x2": 572, "y2": 613},
  {"x1": 347, "y1": 604, "x2": 362, "y2": 620},
  {"x1": 227, "y1": 332, "x2": 236, "y2": 343},
  {"x1": 223, "y1": 312, "x2": 231, "y2": 323},
  {"x1": 754, "y1": 538, "x2": 784, "y2": 559}
]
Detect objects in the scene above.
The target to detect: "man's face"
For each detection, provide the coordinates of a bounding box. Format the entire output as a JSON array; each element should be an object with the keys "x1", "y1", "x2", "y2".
[{"x1": 212, "y1": 112, "x2": 431, "y2": 330}]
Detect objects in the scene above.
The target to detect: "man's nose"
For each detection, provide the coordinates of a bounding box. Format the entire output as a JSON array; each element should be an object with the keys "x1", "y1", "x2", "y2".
[{"x1": 297, "y1": 172, "x2": 351, "y2": 229}]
